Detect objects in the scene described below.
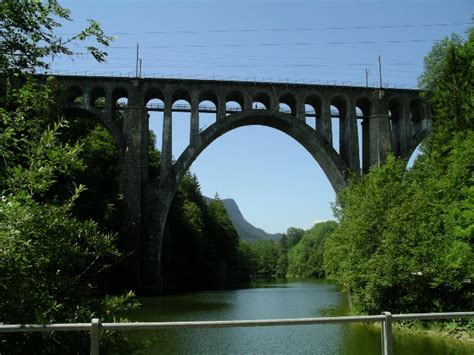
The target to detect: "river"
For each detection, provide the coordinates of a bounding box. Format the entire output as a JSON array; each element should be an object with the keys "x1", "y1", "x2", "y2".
[{"x1": 126, "y1": 279, "x2": 473, "y2": 354}]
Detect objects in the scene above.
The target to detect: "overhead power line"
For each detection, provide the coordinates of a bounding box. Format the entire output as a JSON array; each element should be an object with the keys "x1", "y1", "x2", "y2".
[
  {"x1": 101, "y1": 38, "x2": 440, "y2": 50},
  {"x1": 57, "y1": 21, "x2": 472, "y2": 36}
]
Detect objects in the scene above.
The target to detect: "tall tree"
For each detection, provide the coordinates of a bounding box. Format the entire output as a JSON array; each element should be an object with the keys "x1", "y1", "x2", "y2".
[
  {"x1": 0, "y1": 1, "x2": 139, "y2": 352},
  {"x1": 0, "y1": 0, "x2": 113, "y2": 74},
  {"x1": 324, "y1": 27, "x2": 473, "y2": 315}
]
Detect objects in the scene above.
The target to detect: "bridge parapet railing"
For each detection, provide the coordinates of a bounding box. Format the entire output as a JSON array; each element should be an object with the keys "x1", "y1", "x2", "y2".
[
  {"x1": 1, "y1": 311, "x2": 473, "y2": 355},
  {"x1": 34, "y1": 69, "x2": 416, "y2": 89}
]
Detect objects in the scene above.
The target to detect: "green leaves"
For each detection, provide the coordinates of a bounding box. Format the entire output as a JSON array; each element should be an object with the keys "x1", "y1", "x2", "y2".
[
  {"x1": 0, "y1": 0, "x2": 113, "y2": 74},
  {"x1": 287, "y1": 221, "x2": 337, "y2": 279},
  {"x1": 324, "y1": 28, "x2": 473, "y2": 314}
]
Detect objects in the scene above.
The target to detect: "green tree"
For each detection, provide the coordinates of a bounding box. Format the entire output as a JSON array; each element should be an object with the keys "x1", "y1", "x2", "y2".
[
  {"x1": 324, "y1": 27, "x2": 473, "y2": 315},
  {"x1": 0, "y1": 1, "x2": 139, "y2": 352},
  {"x1": 0, "y1": 78, "x2": 138, "y2": 353},
  {"x1": 286, "y1": 227, "x2": 304, "y2": 246},
  {"x1": 275, "y1": 234, "x2": 289, "y2": 277},
  {"x1": 0, "y1": 0, "x2": 113, "y2": 74},
  {"x1": 161, "y1": 173, "x2": 250, "y2": 291},
  {"x1": 246, "y1": 240, "x2": 280, "y2": 276},
  {"x1": 287, "y1": 221, "x2": 337, "y2": 278}
]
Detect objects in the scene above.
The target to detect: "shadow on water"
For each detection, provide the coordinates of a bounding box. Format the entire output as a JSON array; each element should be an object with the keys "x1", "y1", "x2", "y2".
[{"x1": 125, "y1": 279, "x2": 474, "y2": 354}]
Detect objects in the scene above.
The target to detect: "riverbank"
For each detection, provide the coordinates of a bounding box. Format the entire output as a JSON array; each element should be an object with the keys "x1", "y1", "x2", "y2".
[
  {"x1": 395, "y1": 320, "x2": 474, "y2": 344},
  {"x1": 331, "y1": 280, "x2": 473, "y2": 345},
  {"x1": 345, "y1": 301, "x2": 473, "y2": 345}
]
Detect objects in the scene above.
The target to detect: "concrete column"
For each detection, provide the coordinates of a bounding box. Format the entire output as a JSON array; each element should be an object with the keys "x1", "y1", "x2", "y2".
[
  {"x1": 217, "y1": 96, "x2": 226, "y2": 121},
  {"x1": 369, "y1": 90, "x2": 392, "y2": 167},
  {"x1": 83, "y1": 89, "x2": 91, "y2": 110},
  {"x1": 161, "y1": 97, "x2": 172, "y2": 176},
  {"x1": 362, "y1": 118, "x2": 370, "y2": 173},
  {"x1": 318, "y1": 99, "x2": 332, "y2": 144},
  {"x1": 342, "y1": 100, "x2": 360, "y2": 174},
  {"x1": 397, "y1": 102, "x2": 410, "y2": 157},
  {"x1": 190, "y1": 95, "x2": 199, "y2": 145},
  {"x1": 269, "y1": 96, "x2": 277, "y2": 112},
  {"x1": 295, "y1": 100, "x2": 305, "y2": 121},
  {"x1": 120, "y1": 89, "x2": 148, "y2": 288},
  {"x1": 390, "y1": 103, "x2": 406, "y2": 157},
  {"x1": 423, "y1": 102, "x2": 432, "y2": 132},
  {"x1": 243, "y1": 96, "x2": 252, "y2": 111},
  {"x1": 104, "y1": 89, "x2": 114, "y2": 123}
]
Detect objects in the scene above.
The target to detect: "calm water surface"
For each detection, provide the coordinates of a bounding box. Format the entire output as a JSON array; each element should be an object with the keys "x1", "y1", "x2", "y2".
[{"x1": 127, "y1": 279, "x2": 473, "y2": 354}]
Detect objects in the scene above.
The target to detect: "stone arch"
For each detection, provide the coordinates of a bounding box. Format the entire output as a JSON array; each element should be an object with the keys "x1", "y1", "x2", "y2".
[
  {"x1": 145, "y1": 87, "x2": 165, "y2": 104},
  {"x1": 354, "y1": 96, "x2": 372, "y2": 118},
  {"x1": 279, "y1": 92, "x2": 297, "y2": 114},
  {"x1": 145, "y1": 89, "x2": 165, "y2": 170},
  {"x1": 252, "y1": 91, "x2": 272, "y2": 109},
  {"x1": 198, "y1": 101, "x2": 217, "y2": 132},
  {"x1": 330, "y1": 95, "x2": 349, "y2": 116},
  {"x1": 226, "y1": 91, "x2": 244, "y2": 114},
  {"x1": 145, "y1": 111, "x2": 350, "y2": 280},
  {"x1": 172, "y1": 95, "x2": 192, "y2": 158},
  {"x1": 329, "y1": 95, "x2": 349, "y2": 153},
  {"x1": 405, "y1": 126, "x2": 430, "y2": 165},
  {"x1": 112, "y1": 87, "x2": 128, "y2": 127},
  {"x1": 388, "y1": 97, "x2": 404, "y2": 155},
  {"x1": 409, "y1": 98, "x2": 425, "y2": 136},
  {"x1": 305, "y1": 94, "x2": 323, "y2": 130},
  {"x1": 171, "y1": 111, "x2": 348, "y2": 191},
  {"x1": 89, "y1": 86, "x2": 106, "y2": 109},
  {"x1": 354, "y1": 96, "x2": 372, "y2": 172},
  {"x1": 305, "y1": 94, "x2": 322, "y2": 116},
  {"x1": 172, "y1": 88, "x2": 191, "y2": 104},
  {"x1": 112, "y1": 87, "x2": 128, "y2": 102},
  {"x1": 66, "y1": 85, "x2": 83, "y2": 103},
  {"x1": 199, "y1": 89, "x2": 218, "y2": 106},
  {"x1": 63, "y1": 106, "x2": 124, "y2": 153}
]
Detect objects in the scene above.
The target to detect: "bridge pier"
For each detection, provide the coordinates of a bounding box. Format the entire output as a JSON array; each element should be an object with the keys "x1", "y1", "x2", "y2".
[
  {"x1": 161, "y1": 97, "x2": 173, "y2": 176},
  {"x1": 361, "y1": 118, "x2": 371, "y2": 173},
  {"x1": 319, "y1": 100, "x2": 333, "y2": 144},
  {"x1": 190, "y1": 95, "x2": 199, "y2": 144},
  {"x1": 340, "y1": 99, "x2": 360, "y2": 175},
  {"x1": 217, "y1": 95, "x2": 226, "y2": 121},
  {"x1": 369, "y1": 91, "x2": 392, "y2": 167},
  {"x1": 120, "y1": 92, "x2": 149, "y2": 289}
]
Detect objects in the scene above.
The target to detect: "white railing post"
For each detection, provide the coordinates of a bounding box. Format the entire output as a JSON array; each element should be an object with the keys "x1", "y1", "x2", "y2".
[
  {"x1": 381, "y1": 312, "x2": 393, "y2": 355},
  {"x1": 90, "y1": 318, "x2": 101, "y2": 355}
]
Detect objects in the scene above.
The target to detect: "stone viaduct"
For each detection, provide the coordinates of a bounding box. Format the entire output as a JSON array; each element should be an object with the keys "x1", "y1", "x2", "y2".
[{"x1": 54, "y1": 74, "x2": 431, "y2": 289}]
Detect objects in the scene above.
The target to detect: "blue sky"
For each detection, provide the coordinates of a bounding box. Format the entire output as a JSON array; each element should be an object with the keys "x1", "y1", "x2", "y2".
[{"x1": 55, "y1": 0, "x2": 473, "y2": 233}]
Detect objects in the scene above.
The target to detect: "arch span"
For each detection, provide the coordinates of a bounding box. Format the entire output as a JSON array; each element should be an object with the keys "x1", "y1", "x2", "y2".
[
  {"x1": 64, "y1": 106, "x2": 124, "y2": 153},
  {"x1": 143, "y1": 110, "x2": 350, "y2": 282},
  {"x1": 168, "y1": 110, "x2": 349, "y2": 192}
]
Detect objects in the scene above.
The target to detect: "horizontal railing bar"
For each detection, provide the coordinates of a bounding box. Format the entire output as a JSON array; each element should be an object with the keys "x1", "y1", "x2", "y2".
[
  {"x1": 0, "y1": 324, "x2": 91, "y2": 333},
  {"x1": 101, "y1": 315, "x2": 386, "y2": 330},
  {"x1": 392, "y1": 312, "x2": 474, "y2": 321},
  {"x1": 1, "y1": 312, "x2": 472, "y2": 334}
]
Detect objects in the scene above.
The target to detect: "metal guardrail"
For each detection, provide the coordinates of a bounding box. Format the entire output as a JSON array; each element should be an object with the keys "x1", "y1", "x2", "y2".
[{"x1": 1, "y1": 312, "x2": 473, "y2": 355}]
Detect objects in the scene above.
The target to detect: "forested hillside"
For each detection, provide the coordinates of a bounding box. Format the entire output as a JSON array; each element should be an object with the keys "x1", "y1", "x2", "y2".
[{"x1": 204, "y1": 197, "x2": 282, "y2": 242}]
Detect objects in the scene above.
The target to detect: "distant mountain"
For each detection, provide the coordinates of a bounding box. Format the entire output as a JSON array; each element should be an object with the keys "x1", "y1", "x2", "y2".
[{"x1": 206, "y1": 197, "x2": 282, "y2": 242}]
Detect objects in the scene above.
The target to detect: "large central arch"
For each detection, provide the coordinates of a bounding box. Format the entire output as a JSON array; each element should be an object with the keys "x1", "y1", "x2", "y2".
[
  {"x1": 166, "y1": 110, "x2": 349, "y2": 191},
  {"x1": 143, "y1": 110, "x2": 350, "y2": 283}
]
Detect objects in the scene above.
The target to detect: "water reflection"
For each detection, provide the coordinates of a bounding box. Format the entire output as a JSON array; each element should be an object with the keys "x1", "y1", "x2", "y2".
[{"x1": 126, "y1": 279, "x2": 474, "y2": 354}]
